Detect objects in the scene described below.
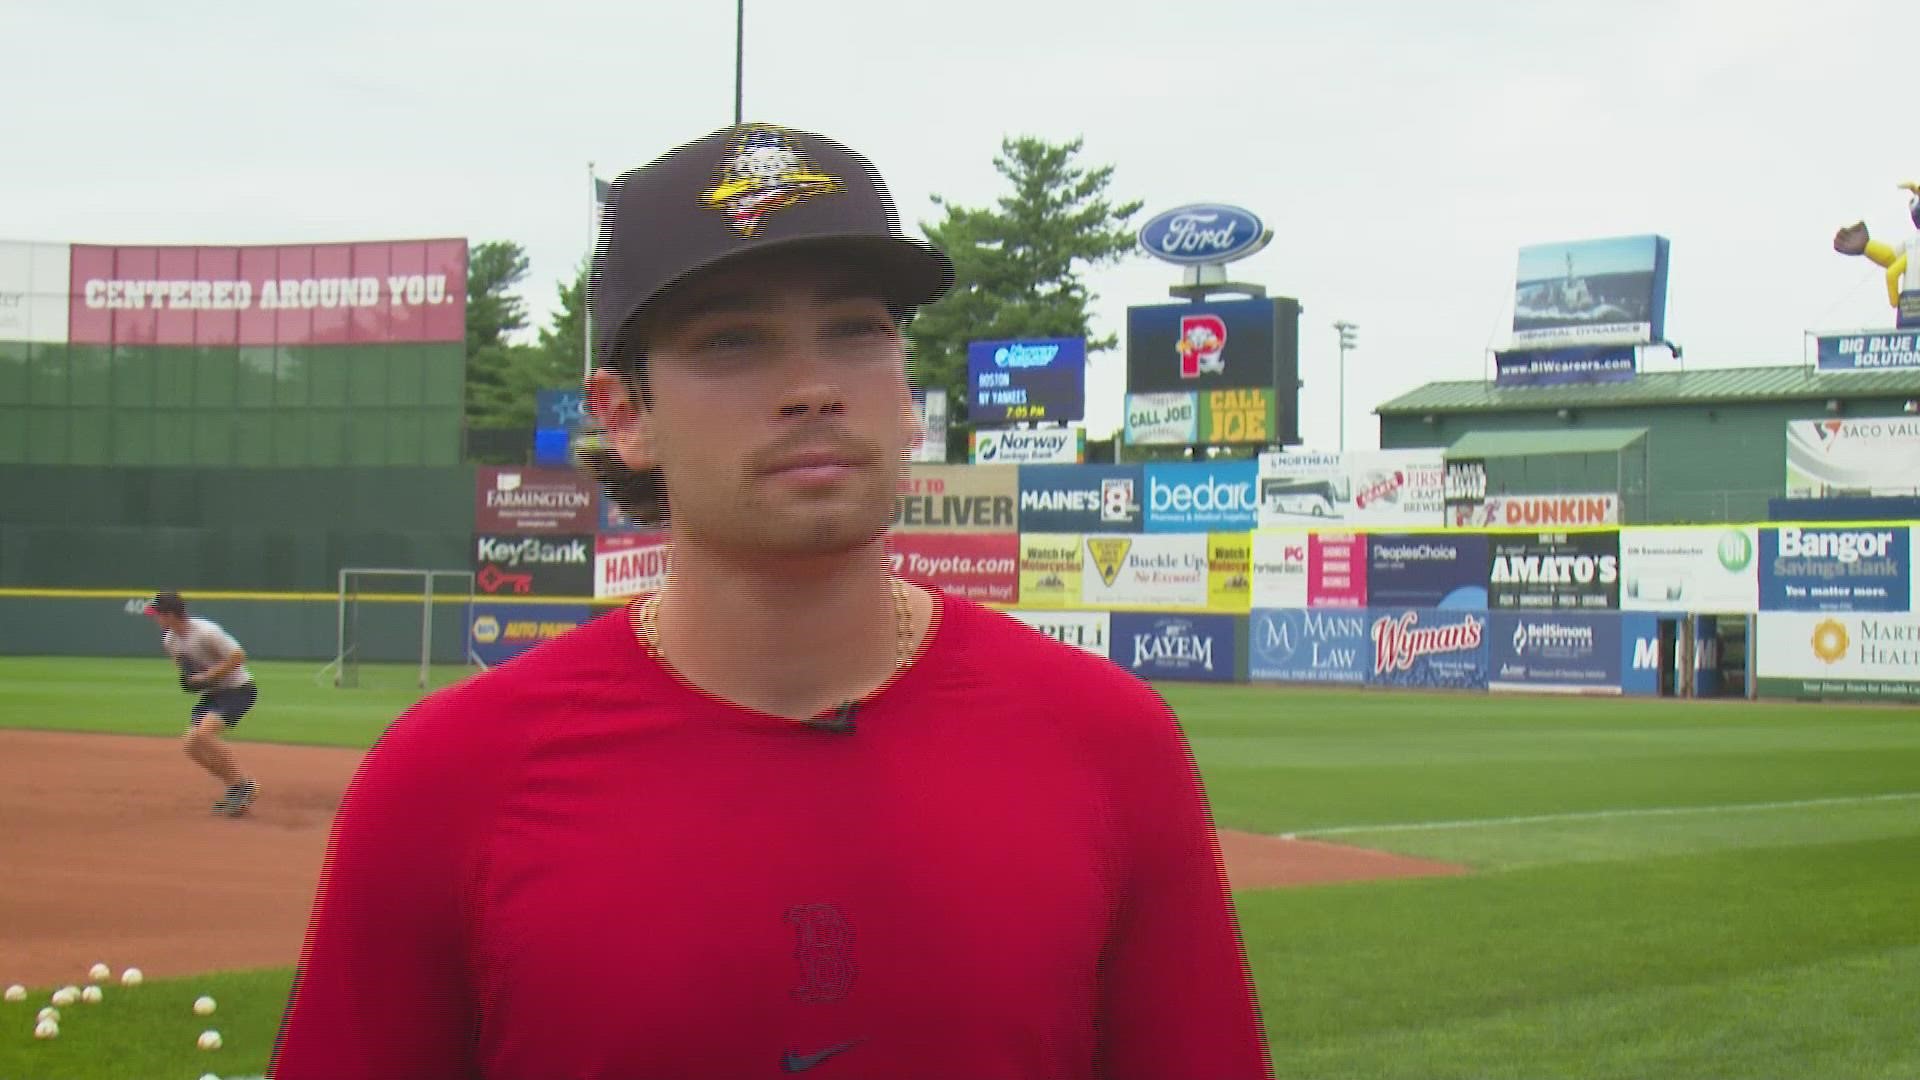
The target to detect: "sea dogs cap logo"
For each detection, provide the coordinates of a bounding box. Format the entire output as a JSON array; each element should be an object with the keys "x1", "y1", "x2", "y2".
[
  {"x1": 1178, "y1": 314, "x2": 1227, "y2": 379},
  {"x1": 704, "y1": 125, "x2": 841, "y2": 236},
  {"x1": 1137, "y1": 204, "x2": 1271, "y2": 266}
]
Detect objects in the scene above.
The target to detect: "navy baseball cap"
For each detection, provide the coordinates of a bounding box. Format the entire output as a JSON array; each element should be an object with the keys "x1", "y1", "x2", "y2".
[
  {"x1": 146, "y1": 591, "x2": 186, "y2": 616},
  {"x1": 589, "y1": 123, "x2": 955, "y2": 369}
]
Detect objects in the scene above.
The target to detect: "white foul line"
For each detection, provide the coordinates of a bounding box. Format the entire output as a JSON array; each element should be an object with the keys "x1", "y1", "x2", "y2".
[{"x1": 1298, "y1": 792, "x2": 1920, "y2": 838}]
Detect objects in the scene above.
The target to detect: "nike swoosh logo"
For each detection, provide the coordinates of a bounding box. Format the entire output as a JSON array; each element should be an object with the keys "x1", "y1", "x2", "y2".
[{"x1": 782, "y1": 1039, "x2": 860, "y2": 1073}]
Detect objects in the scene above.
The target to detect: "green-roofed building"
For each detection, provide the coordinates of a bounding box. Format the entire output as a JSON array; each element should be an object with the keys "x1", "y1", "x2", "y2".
[{"x1": 1375, "y1": 365, "x2": 1920, "y2": 523}]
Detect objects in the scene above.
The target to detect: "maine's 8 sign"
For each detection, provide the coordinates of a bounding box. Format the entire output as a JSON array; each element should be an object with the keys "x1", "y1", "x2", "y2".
[
  {"x1": 965, "y1": 337, "x2": 1087, "y2": 424},
  {"x1": 1137, "y1": 204, "x2": 1272, "y2": 266}
]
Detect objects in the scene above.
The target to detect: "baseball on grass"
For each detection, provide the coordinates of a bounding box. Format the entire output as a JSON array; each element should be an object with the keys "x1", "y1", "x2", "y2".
[
  {"x1": 120, "y1": 967, "x2": 143, "y2": 986},
  {"x1": 81, "y1": 985, "x2": 103, "y2": 1004},
  {"x1": 194, "y1": 995, "x2": 217, "y2": 1016},
  {"x1": 197, "y1": 1029, "x2": 223, "y2": 1051},
  {"x1": 50, "y1": 987, "x2": 78, "y2": 1007},
  {"x1": 34, "y1": 1019, "x2": 59, "y2": 1040},
  {"x1": 4, "y1": 983, "x2": 25, "y2": 1002},
  {"x1": 88, "y1": 962, "x2": 111, "y2": 982},
  {"x1": 37, "y1": 1007, "x2": 59, "y2": 1024}
]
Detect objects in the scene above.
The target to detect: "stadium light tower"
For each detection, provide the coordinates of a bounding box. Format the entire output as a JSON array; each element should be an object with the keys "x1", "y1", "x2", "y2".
[{"x1": 1333, "y1": 320, "x2": 1358, "y2": 452}]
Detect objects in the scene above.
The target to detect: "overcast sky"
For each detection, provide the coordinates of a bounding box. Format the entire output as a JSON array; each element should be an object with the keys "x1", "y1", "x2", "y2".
[{"x1": 3, "y1": 0, "x2": 1912, "y2": 446}]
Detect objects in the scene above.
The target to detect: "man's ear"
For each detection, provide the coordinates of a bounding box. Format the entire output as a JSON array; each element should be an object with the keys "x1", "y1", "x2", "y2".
[{"x1": 587, "y1": 368, "x2": 655, "y2": 471}]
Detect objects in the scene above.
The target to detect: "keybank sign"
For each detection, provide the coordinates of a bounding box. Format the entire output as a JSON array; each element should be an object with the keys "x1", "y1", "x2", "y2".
[{"x1": 1144, "y1": 460, "x2": 1258, "y2": 532}]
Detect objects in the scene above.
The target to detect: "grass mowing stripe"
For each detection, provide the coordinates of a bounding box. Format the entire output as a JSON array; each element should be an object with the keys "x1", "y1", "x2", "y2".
[{"x1": 1302, "y1": 791, "x2": 1920, "y2": 836}]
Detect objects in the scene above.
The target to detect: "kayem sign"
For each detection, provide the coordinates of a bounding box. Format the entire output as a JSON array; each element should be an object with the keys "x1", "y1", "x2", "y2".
[
  {"x1": 1081, "y1": 533, "x2": 1210, "y2": 609},
  {"x1": 476, "y1": 467, "x2": 597, "y2": 534},
  {"x1": 1016, "y1": 465, "x2": 1143, "y2": 533},
  {"x1": 1785, "y1": 419, "x2": 1920, "y2": 498},
  {"x1": 896, "y1": 465, "x2": 1018, "y2": 533},
  {"x1": 971, "y1": 427, "x2": 1083, "y2": 465},
  {"x1": 1619, "y1": 527, "x2": 1759, "y2": 612},
  {"x1": 1452, "y1": 493, "x2": 1620, "y2": 528},
  {"x1": 63, "y1": 240, "x2": 468, "y2": 346},
  {"x1": 594, "y1": 532, "x2": 667, "y2": 600},
  {"x1": 1143, "y1": 460, "x2": 1258, "y2": 532},
  {"x1": 888, "y1": 533, "x2": 1018, "y2": 603},
  {"x1": 473, "y1": 534, "x2": 593, "y2": 597},
  {"x1": 1489, "y1": 532, "x2": 1621, "y2": 610},
  {"x1": 1756, "y1": 612, "x2": 1920, "y2": 701},
  {"x1": 1111, "y1": 612, "x2": 1237, "y2": 682},
  {"x1": 1758, "y1": 526, "x2": 1910, "y2": 612},
  {"x1": 1368, "y1": 608, "x2": 1489, "y2": 690},
  {"x1": 1489, "y1": 611, "x2": 1624, "y2": 694},
  {"x1": 1003, "y1": 610, "x2": 1110, "y2": 657}
]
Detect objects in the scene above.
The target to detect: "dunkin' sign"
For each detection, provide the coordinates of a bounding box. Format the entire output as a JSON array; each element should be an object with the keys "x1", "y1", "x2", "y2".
[{"x1": 1454, "y1": 494, "x2": 1620, "y2": 528}]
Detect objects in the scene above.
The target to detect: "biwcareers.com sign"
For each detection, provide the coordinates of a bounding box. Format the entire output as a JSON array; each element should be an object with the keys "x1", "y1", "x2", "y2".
[{"x1": 1143, "y1": 461, "x2": 1257, "y2": 532}]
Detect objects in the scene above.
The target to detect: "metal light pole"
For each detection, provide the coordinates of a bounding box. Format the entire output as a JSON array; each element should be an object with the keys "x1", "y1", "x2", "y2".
[
  {"x1": 1333, "y1": 321, "x2": 1357, "y2": 452},
  {"x1": 733, "y1": 0, "x2": 745, "y2": 125}
]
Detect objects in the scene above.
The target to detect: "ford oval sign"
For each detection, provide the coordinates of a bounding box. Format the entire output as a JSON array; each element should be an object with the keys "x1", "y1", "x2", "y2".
[{"x1": 1137, "y1": 204, "x2": 1270, "y2": 266}]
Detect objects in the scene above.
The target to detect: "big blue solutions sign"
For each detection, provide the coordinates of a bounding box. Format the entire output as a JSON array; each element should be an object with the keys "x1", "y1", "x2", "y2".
[
  {"x1": 1248, "y1": 608, "x2": 1369, "y2": 684},
  {"x1": 966, "y1": 338, "x2": 1086, "y2": 424},
  {"x1": 1143, "y1": 460, "x2": 1258, "y2": 532},
  {"x1": 1814, "y1": 330, "x2": 1920, "y2": 373},
  {"x1": 1111, "y1": 612, "x2": 1237, "y2": 683}
]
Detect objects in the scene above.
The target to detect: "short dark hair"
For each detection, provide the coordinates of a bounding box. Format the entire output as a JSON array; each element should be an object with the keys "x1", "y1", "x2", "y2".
[{"x1": 147, "y1": 591, "x2": 187, "y2": 617}]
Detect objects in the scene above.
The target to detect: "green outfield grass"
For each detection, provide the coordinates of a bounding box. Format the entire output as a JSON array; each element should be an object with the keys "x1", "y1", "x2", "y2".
[
  {"x1": 0, "y1": 967, "x2": 291, "y2": 1079},
  {"x1": 2, "y1": 659, "x2": 1917, "y2": 1079}
]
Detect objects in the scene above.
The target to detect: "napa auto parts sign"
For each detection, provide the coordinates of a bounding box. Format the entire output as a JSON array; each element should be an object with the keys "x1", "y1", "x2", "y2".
[{"x1": 0, "y1": 240, "x2": 469, "y2": 346}]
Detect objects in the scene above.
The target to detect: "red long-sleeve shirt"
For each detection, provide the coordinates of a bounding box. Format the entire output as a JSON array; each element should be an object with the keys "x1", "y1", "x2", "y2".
[{"x1": 271, "y1": 591, "x2": 1272, "y2": 1079}]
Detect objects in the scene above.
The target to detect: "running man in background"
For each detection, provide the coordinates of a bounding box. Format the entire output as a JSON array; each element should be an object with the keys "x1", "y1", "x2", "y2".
[{"x1": 146, "y1": 591, "x2": 258, "y2": 816}]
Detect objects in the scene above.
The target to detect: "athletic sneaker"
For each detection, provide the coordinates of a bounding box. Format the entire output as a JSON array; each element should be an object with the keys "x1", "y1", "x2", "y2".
[{"x1": 214, "y1": 779, "x2": 257, "y2": 816}]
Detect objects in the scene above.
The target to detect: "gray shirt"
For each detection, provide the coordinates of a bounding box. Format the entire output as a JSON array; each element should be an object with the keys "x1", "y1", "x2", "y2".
[{"x1": 163, "y1": 617, "x2": 253, "y2": 691}]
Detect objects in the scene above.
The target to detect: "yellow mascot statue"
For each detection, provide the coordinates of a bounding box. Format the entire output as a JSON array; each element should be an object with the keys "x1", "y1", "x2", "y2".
[{"x1": 1833, "y1": 183, "x2": 1920, "y2": 325}]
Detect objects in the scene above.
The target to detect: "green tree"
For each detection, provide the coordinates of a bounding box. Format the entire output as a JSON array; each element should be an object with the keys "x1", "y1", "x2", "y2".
[
  {"x1": 537, "y1": 258, "x2": 590, "y2": 381},
  {"x1": 905, "y1": 135, "x2": 1143, "y2": 456}
]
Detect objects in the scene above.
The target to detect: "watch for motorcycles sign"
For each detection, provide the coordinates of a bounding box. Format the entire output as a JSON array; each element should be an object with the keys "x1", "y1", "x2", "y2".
[{"x1": 1137, "y1": 204, "x2": 1272, "y2": 266}]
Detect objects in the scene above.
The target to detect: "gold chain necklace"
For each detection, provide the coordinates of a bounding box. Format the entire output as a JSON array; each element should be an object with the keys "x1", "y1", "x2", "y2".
[{"x1": 632, "y1": 577, "x2": 916, "y2": 672}]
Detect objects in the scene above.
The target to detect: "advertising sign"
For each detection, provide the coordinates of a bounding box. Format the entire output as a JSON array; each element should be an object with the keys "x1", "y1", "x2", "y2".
[
  {"x1": 1367, "y1": 533, "x2": 1489, "y2": 609},
  {"x1": 474, "y1": 533, "x2": 594, "y2": 598},
  {"x1": 1111, "y1": 612, "x2": 1238, "y2": 682},
  {"x1": 1198, "y1": 387, "x2": 1278, "y2": 444},
  {"x1": 1619, "y1": 527, "x2": 1760, "y2": 612},
  {"x1": 971, "y1": 427, "x2": 1083, "y2": 465},
  {"x1": 65, "y1": 239, "x2": 468, "y2": 346},
  {"x1": 910, "y1": 388, "x2": 948, "y2": 463},
  {"x1": 598, "y1": 492, "x2": 652, "y2": 533},
  {"x1": 475, "y1": 467, "x2": 598, "y2": 535},
  {"x1": 1081, "y1": 533, "x2": 1210, "y2": 609},
  {"x1": 1489, "y1": 532, "x2": 1621, "y2": 610},
  {"x1": 1308, "y1": 532, "x2": 1367, "y2": 608},
  {"x1": 1511, "y1": 234, "x2": 1670, "y2": 346},
  {"x1": 1814, "y1": 330, "x2": 1920, "y2": 373},
  {"x1": 593, "y1": 532, "x2": 668, "y2": 600},
  {"x1": 896, "y1": 464, "x2": 1018, "y2": 533},
  {"x1": 1451, "y1": 493, "x2": 1621, "y2": 529},
  {"x1": 1136, "y1": 204, "x2": 1271, "y2": 266},
  {"x1": 468, "y1": 603, "x2": 592, "y2": 668},
  {"x1": 1489, "y1": 611, "x2": 1625, "y2": 694},
  {"x1": 536, "y1": 388, "x2": 588, "y2": 432},
  {"x1": 1002, "y1": 610, "x2": 1111, "y2": 657},
  {"x1": 1143, "y1": 460, "x2": 1258, "y2": 532},
  {"x1": 1758, "y1": 525, "x2": 1910, "y2": 612},
  {"x1": 1756, "y1": 612, "x2": 1920, "y2": 701},
  {"x1": 0, "y1": 241, "x2": 74, "y2": 342},
  {"x1": 887, "y1": 532, "x2": 1018, "y2": 604},
  {"x1": 1018, "y1": 533, "x2": 1084, "y2": 609},
  {"x1": 1251, "y1": 529, "x2": 1309, "y2": 609},
  {"x1": 1124, "y1": 392, "x2": 1199, "y2": 446},
  {"x1": 1619, "y1": 612, "x2": 1664, "y2": 696},
  {"x1": 1257, "y1": 450, "x2": 1446, "y2": 527},
  {"x1": 1126, "y1": 297, "x2": 1291, "y2": 393},
  {"x1": 965, "y1": 337, "x2": 1086, "y2": 423},
  {"x1": 1016, "y1": 464, "x2": 1143, "y2": 533},
  {"x1": 1248, "y1": 607, "x2": 1369, "y2": 684},
  {"x1": 1207, "y1": 533, "x2": 1252, "y2": 613},
  {"x1": 1785, "y1": 419, "x2": 1920, "y2": 498},
  {"x1": 1368, "y1": 608, "x2": 1490, "y2": 690},
  {"x1": 1494, "y1": 343, "x2": 1637, "y2": 387}
]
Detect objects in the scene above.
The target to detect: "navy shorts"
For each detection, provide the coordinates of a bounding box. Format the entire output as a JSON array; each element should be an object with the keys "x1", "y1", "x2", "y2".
[{"x1": 191, "y1": 683, "x2": 258, "y2": 727}]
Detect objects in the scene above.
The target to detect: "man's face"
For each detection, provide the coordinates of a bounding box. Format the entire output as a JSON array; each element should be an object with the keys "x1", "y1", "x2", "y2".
[{"x1": 599, "y1": 249, "x2": 919, "y2": 558}]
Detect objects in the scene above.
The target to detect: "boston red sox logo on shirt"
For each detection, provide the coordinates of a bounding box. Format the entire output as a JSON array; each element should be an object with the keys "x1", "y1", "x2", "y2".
[{"x1": 787, "y1": 903, "x2": 857, "y2": 1003}]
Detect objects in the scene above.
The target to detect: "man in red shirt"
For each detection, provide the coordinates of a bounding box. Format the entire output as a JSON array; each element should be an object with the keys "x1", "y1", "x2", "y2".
[{"x1": 271, "y1": 122, "x2": 1272, "y2": 1079}]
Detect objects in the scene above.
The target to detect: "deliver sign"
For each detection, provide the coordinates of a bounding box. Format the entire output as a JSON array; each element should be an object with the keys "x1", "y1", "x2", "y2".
[{"x1": 888, "y1": 533, "x2": 1018, "y2": 603}]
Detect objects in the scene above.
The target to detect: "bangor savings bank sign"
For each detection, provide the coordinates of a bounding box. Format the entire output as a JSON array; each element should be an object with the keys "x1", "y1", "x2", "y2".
[{"x1": 1137, "y1": 204, "x2": 1272, "y2": 266}]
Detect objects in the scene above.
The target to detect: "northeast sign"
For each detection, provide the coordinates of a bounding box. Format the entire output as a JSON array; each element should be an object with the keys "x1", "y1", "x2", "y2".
[
  {"x1": 965, "y1": 338, "x2": 1086, "y2": 423},
  {"x1": 1136, "y1": 204, "x2": 1272, "y2": 266}
]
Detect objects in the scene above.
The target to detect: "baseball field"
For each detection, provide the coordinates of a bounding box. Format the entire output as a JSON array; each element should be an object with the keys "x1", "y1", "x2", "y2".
[{"x1": 1, "y1": 655, "x2": 1916, "y2": 1079}]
